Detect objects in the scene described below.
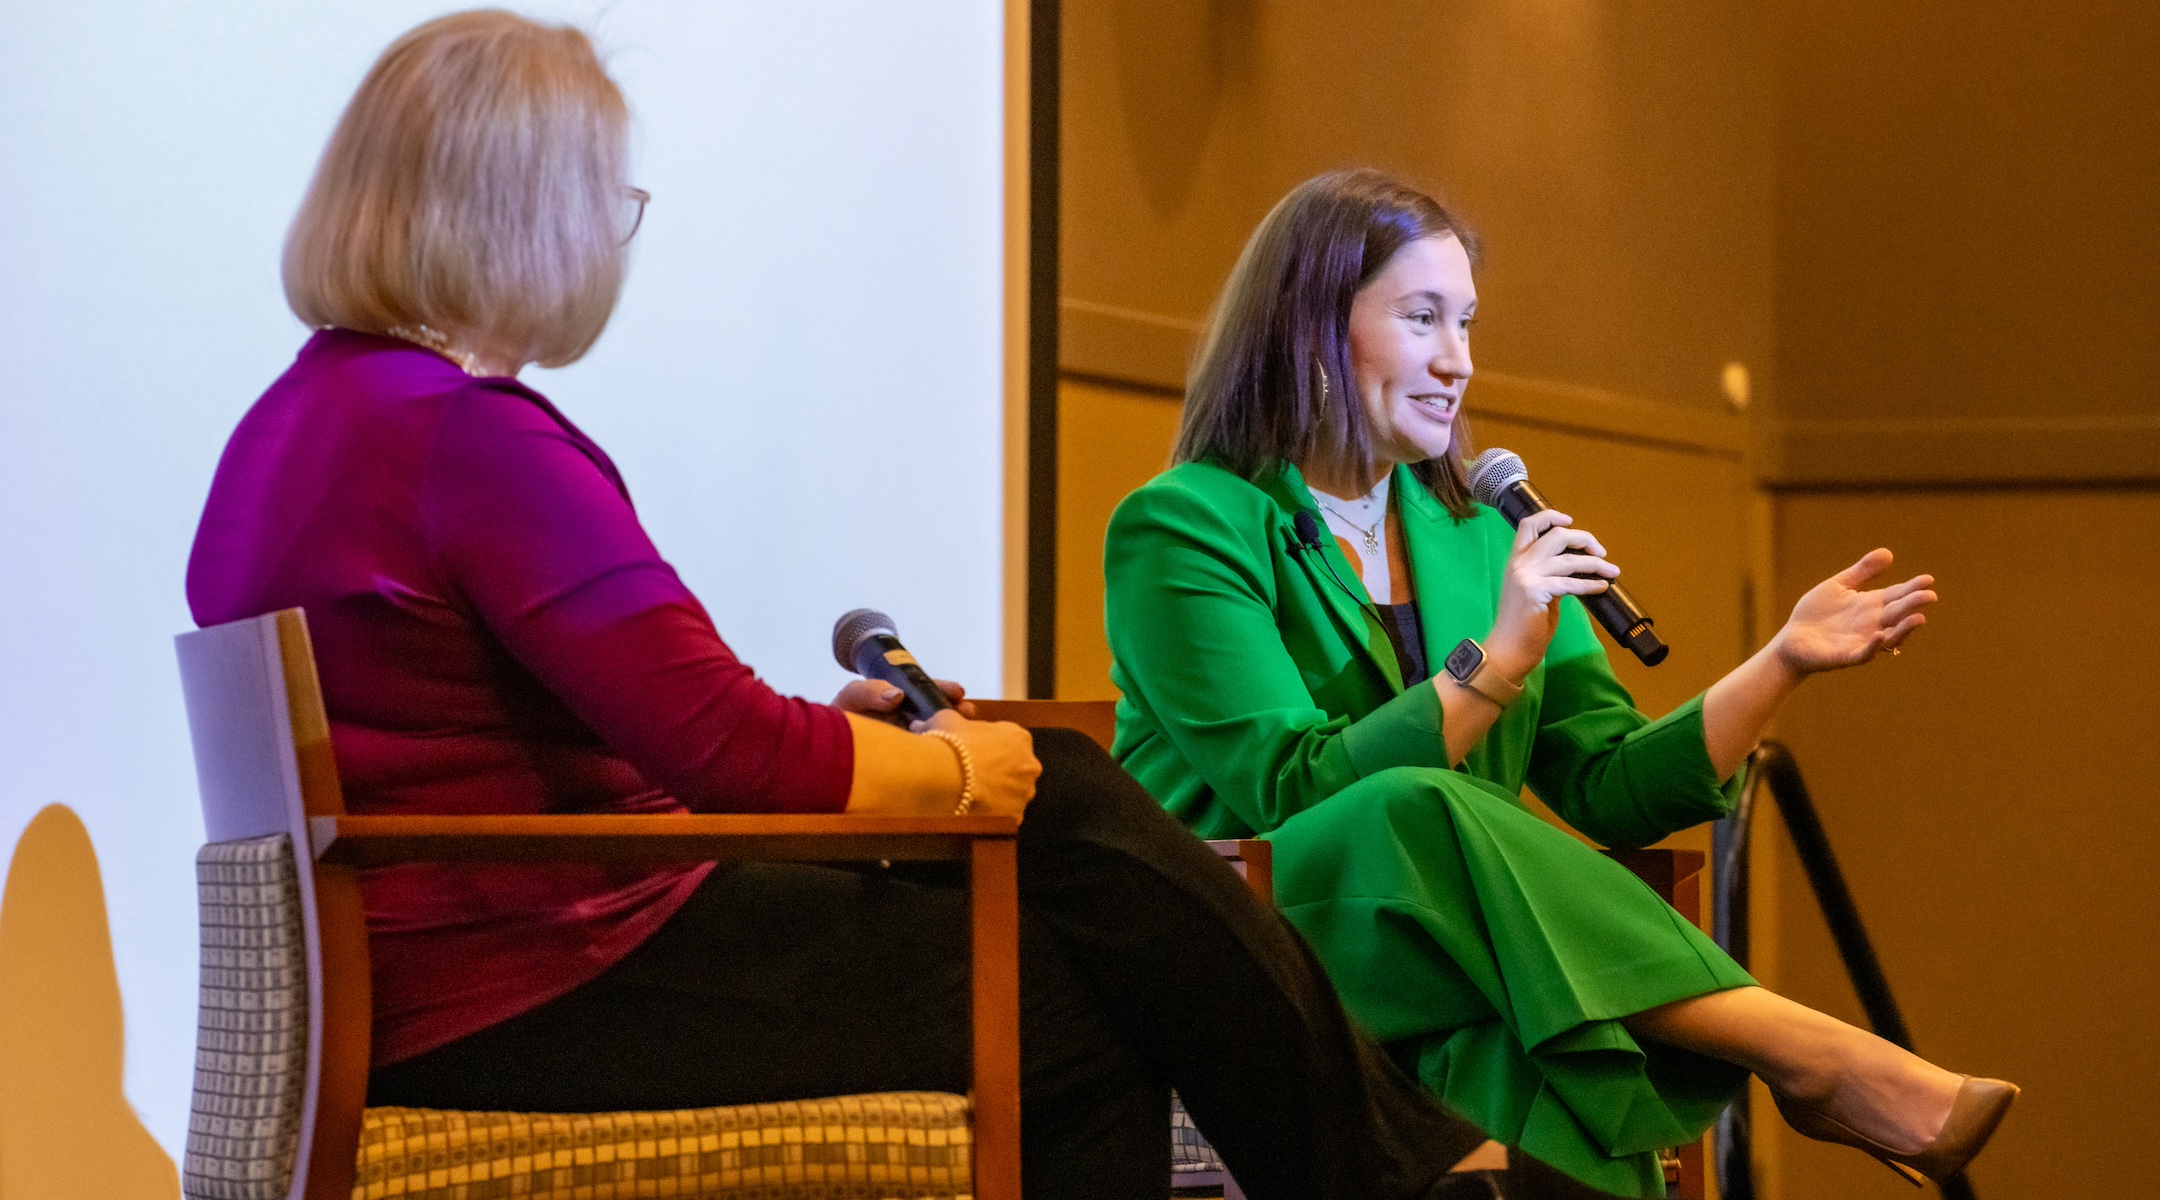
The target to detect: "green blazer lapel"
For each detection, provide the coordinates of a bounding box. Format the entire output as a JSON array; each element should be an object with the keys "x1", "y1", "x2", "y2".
[
  {"x1": 1260, "y1": 463, "x2": 1405, "y2": 694},
  {"x1": 1397, "y1": 465, "x2": 1498, "y2": 671}
]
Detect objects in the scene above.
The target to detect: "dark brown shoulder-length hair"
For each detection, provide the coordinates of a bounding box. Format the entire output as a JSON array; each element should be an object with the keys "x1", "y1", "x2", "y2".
[{"x1": 1173, "y1": 169, "x2": 1482, "y2": 518}]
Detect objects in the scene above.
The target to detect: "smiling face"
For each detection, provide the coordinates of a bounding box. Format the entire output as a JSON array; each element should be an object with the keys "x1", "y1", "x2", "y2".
[{"x1": 1346, "y1": 233, "x2": 1477, "y2": 471}]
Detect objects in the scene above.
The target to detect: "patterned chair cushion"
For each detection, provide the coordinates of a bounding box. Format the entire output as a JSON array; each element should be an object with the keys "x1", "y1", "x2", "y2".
[
  {"x1": 186, "y1": 836, "x2": 310, "y2": 1200},
  {"x1": 184, "y1": 838, "x2": 975, "y2": 1200},
  {"x1": 185, "y1": 835, "x2": 1225, "y2": 1197},
  {"x1": 355, "y1": 1093, "x2": 971, "y2": 1200},
  {"x1": 1169, "y1": 1095, "x2": 1227, "y2": 1175}
]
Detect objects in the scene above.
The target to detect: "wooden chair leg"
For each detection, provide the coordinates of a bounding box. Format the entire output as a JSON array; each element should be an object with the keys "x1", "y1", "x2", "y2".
[
  {"x1": 1605, "y1": 848, "x2": 1712, "y2": 1200},
  {"x1": 970, "y1": 837, "x2": 1023, "y2": 1200},
  {"x1": 1675, "y1": 1138, "x2": 1705, "y2": 1199},
  {"x1": 301, "y1": 862, "x2": 370, "y2": 1200},
  {"x1": 1206, "y1": 839, "x2": 1273, "y2": 906}
]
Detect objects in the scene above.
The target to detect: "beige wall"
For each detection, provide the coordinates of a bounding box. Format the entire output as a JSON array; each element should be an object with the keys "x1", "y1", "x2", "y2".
[
  {"x1": 1056, "y1": 0, "x2": 1773, "y2": 707},
  {"x1": 1053, "y1": 3, "x2": 1772, "y2": 1028},
  {"x1": 1755, "y1": 5, "x2": 2160, "y2": 1197},
  {"x1": 1058, "y1": 2, "x2": 2159, "y2": 1199},
  {"x1": 1766, "y1": 0, "x2": 2160, "y2": 484},
  {"x1": 1762, "y1": 490, "x2": 2160, "y2": 1198},
  {"x1": 1061, "y1": 0, "x2": 1776, "y2": 408},
  {"x1": 1055, "y1": 378, "x2": 1185, "y2": 700}
]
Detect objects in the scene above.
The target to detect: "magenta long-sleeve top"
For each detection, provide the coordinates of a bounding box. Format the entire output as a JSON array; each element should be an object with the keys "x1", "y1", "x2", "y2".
[{"x1": 187, "y1": 329, "x2": 855, "y2": 1065}]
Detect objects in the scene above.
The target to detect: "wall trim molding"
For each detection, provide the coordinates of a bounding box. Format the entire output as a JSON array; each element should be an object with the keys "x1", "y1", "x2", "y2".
[
  {"x1": 1760, "y1": 414, "x2": 2160, "y2": 488},
  {"x1": 1470, "y1": 371, "x2": 1749, "y2": 460},
  {"x1": 1058, "y1": 296, "x2": 1752, "y2": 459},
  {"x1": 1062, "y1": 296, "x2": 2160, "y2": 487},
  {"x1": 1059, "y1": 298, "x2": 1199, "y2": 392}
]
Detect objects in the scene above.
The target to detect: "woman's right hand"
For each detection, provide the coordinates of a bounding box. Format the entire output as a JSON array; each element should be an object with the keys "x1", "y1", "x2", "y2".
[
  {"x1": 917, "y1": 709, "x2": 1042, "y2": 818},
  {"x1": 1485, "y1": 509, "x2": 1619, "y2": 682}
]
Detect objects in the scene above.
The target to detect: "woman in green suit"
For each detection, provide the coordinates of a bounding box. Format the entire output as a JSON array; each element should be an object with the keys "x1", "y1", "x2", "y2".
[{"x1": 1102, "y1": 170, "x2": 2015, "y2": 1196}]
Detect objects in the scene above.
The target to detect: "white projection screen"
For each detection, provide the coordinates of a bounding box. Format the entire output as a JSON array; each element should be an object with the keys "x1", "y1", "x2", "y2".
[{"x1": 0, "y1": 0, "x2": 1006, "y2": 1156}]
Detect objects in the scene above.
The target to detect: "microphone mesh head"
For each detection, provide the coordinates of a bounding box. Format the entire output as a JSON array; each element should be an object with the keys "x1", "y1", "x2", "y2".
[
  {"x1": 1467, "y1": 448, "x2": 1529, "y2": 508},
  {"x1": 832, "y1": 608, "x2": 898, "y2": 670}
]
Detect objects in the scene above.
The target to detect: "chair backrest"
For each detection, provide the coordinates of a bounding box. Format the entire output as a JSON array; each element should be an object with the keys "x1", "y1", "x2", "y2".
[
  {"x1": 173, "y1": 611, "x2": 1020, "y2": 1200},
  {"x1": 970, "y1": 699, "x2": 1118, "y2": 750},
  {"x1": 176, "y1": 609, "x2": 345, "y2": 840},
  {"x1": 175, "y1": 609, "x2": 344, "y2": 1200}
]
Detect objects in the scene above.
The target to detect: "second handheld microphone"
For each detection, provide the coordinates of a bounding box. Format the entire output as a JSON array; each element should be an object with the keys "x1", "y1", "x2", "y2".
[
  {"x1": 832, "y1": 608, "x2": 955, "y2": 723},
  {"x1": 1467, "y1": 449, "x2": 1669, "y2": 667}
]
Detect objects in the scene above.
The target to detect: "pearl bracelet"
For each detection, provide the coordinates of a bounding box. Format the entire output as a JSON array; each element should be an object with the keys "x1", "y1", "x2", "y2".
[{"x1": 921, "y1": 729, "x2": 979, "y2": 815}]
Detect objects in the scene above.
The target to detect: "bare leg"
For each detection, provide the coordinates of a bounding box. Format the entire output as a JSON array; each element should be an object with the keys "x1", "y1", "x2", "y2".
[{"x1": 1621, "y1": 986, "x2": 1962, "y2": 1154}]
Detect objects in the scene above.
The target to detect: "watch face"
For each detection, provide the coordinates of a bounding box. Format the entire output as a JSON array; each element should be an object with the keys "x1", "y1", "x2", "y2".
[{"x1": 1444, "y1": 639, "x2": 1484, "y2": 682}]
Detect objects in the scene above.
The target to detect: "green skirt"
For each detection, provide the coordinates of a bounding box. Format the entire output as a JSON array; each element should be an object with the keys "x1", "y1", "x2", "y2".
[{"x1": 1269, "y1": 766, "x2": 1754, "y2": 1198}]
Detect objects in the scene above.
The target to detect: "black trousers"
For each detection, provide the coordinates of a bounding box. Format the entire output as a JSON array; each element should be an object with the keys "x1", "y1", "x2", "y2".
[{"x1": 369, "y1": 729, "x2": 1614, "y2": 1200}]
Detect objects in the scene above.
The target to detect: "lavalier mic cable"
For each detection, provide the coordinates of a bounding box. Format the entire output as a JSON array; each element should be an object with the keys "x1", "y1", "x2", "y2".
[{"x1": 1291, "y1": 510, "x2": 1386, "y2": 626}]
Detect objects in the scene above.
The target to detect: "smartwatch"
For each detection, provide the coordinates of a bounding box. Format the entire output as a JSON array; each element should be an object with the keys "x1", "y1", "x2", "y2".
[{"x1": 1444, "y1": 638, "x2": 1523, "y2": 709}]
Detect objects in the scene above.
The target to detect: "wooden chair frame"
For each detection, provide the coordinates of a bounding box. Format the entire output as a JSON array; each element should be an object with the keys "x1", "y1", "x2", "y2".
[{"x1": 177, "y1": 610, "x2": 1023, "y2": 1200}]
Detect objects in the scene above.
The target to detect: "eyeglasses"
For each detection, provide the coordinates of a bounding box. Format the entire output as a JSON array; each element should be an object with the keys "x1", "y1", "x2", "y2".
[{"x1": 622, "y1": 186, "x2": 651, "y2": 244}]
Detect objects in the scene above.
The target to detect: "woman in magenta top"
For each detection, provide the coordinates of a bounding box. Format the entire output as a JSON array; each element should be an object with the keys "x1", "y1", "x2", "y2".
[
  {"x1": 188, "y1": 323, "x2": 855, "y2": 1062},
  {"x1": 185, "y1": 12, "x2": 1620, "y2": 1200}
]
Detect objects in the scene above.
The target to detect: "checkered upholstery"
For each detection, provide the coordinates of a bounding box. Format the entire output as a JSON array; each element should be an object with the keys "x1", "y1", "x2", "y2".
[
  {"x1": 186, "y1": 835, "x2": 311, "y2": 1200},
  {"x1": 1169, "y1": 1095, "x2": 1227, "y2": 1175},
  {"x1": 355, "y1": 1095, "x2": 971, "y2": 1199},
  {"x1": 182, "y1": 836, "x2": 974, "y2": 1200}
]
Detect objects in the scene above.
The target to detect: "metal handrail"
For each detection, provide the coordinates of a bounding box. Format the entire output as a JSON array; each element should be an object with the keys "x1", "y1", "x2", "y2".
[{"x1": 1712, "y1": 742, "x2": 1977, "y2": 1200}]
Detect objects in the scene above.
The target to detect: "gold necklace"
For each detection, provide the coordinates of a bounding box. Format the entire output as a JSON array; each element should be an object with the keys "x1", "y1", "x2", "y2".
[{"x1": 383, "y1": 324, "x2": 482, "y2": 376}]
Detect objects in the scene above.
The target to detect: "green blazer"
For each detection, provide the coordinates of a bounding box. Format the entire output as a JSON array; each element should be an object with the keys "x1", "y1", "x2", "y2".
[{"x1": 1104, "y1": 459, "x2": 1736, "y2": 846}]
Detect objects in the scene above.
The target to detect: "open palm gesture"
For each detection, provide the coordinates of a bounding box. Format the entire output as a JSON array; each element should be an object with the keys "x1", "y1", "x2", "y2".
[{"x1": 1775, "y1": 548, "x2": 1937, "y2": 674}]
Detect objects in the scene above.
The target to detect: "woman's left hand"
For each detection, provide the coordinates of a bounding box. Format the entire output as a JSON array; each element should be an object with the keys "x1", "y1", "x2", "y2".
[
  {"x1": 831, "y1": 677, "x2": 978, "y2": 720},
  {"x1": 1773, "y1": 548, "x2": 1937, "y2": 675}
]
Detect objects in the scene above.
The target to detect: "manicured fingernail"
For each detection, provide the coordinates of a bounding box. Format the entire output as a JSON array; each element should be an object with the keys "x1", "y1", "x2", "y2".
[{"x1": 882, "y1": 687, "x2": 901, "y2": 700}]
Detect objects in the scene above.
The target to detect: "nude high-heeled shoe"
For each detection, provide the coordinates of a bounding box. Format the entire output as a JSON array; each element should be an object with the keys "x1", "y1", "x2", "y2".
[{"x1": 1775, "y1": 1075, "x2": 2019, "y2": 1186}]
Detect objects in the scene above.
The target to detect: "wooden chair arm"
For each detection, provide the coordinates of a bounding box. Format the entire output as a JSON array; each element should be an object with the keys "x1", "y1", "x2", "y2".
[
  {"x1": 309, "y1": 813, "x2": 1019, "y2": 867},
  {"x1": 963, "y1": 701, "x2": 1278, "y2": 910},
  {"x1": 1603, "y1": 846, "x2": 1709, "y2": 1198},
  {"x1": 299, "y1": 809, "x2": 1025, "y2": 1200},
  {"x1": 971, "y1": 699, "x2": 1118, "y2": 749},
  {"x1": 1602, "y1": 847, "x2": 1705, "y2": 896},
  {"x1": 1603, "y1": 847, "x2": 1706, "y2": 925}
]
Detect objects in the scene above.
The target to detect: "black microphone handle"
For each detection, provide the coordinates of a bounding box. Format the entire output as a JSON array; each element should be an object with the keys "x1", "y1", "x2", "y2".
[
  {"x1": 850, "y1": 632, "x2": 955, "y2": 723},
  {"x1": 1494, "y1": 481, "x2": 1669, "y2": 667},
  {"x1": 1585, "y1": 585, "x2": 1669, "y2": 666}
]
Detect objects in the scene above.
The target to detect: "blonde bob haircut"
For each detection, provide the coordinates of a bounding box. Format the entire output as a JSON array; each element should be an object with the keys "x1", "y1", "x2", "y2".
[{"x1": 284, "y1": 9, "x2": 629, "y2": 368}]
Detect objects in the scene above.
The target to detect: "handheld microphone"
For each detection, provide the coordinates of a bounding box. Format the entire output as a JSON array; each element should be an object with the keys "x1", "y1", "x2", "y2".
[
  {"x1": 832, "y1": 609, "x2": 955, "y2": 722},
  {"x1": 1467, "y1": 449, "x2": 1669, "y2": 667}
]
